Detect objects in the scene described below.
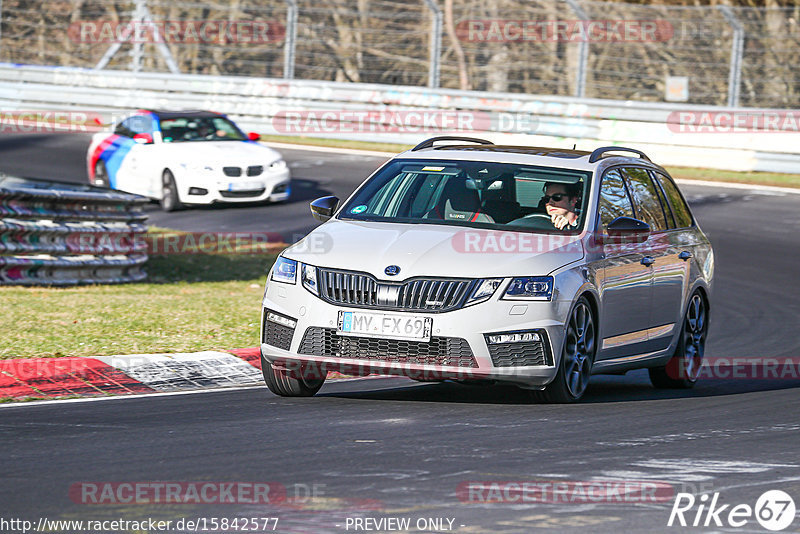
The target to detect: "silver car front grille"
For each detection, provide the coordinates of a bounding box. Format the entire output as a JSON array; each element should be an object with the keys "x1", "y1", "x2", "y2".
[{"x1": 317, "y1": 268, "x2": 475, "y2": 312}]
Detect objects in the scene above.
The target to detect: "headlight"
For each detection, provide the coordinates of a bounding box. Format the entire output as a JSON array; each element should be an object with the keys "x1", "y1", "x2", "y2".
[
  {"x1": 464, "y1": 278, "x2": 503, "y2": 307},
  {"x1": 503, "y1": 276, "x2": 553, "y2": 301},
  {"x1": 269, "y1": 159, "x2": 287, "y2": 171},
  {"x1": 271, "y1": 256, "x2": 297, "y2": 284},
  {"x1": 301, "y1": 263, "x2": 318, "y2": 295}
]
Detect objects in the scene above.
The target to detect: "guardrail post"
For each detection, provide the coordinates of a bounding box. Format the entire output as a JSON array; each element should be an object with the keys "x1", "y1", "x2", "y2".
[
  {"x1": 423, "y1": 0, "x2": 442, "y2": 88},
  {"x1": 718, "y1": 5, "x2": 744, "y2": 108},
  {"x1": 565, "y1": 0, "x2": 589, "y2": 98},
  {"x1": 284, "y1": 0, "x2": 298, "y2": 79},
  {"x1": 130, "y1": 0, "x2": 146, "y2": 73}
]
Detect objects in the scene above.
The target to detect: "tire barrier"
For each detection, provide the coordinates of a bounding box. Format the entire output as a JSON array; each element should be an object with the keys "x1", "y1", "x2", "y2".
[{"x1": 0, "y1": 175, "x2": 148, "y2": 285}]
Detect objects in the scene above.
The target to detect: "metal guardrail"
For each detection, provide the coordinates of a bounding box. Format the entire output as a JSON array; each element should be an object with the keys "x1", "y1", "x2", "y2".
[
  {"x1": 0, "y1": 63, "x2": 798, "y2": 175},
  {"x1": 0, "y1": 175, "x2": 148, "y2": 285}
]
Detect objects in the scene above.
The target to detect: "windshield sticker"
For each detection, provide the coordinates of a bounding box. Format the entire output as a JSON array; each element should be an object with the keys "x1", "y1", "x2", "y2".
[
  {"x1": 421, "y1": 166, "x2": 445, "y2": 172},
  {"x1": 351, "y1": 205, "x2": 368, "y2": 214}
]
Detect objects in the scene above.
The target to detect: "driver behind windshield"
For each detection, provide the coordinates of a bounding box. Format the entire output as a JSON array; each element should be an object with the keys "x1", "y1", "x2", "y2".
[{"x1": 543, "y1": 182, "x2": 581, "y2": 230}]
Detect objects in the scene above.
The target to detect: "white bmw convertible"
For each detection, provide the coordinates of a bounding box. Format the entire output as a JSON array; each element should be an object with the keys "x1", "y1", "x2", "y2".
[{"x1": 87, "y1": 110, "x2": 291, "y2": 211}]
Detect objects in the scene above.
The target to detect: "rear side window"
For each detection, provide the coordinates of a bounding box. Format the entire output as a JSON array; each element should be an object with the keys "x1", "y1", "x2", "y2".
[
  {"x1": 598, "y1": 169, "x2": 634, "y2": 230},
  {"x1": 653, "y1": 172, "x2": 694, "y2": 228},
  {"x1": 622, "y1": 167, "x2": 668, "y2": 232}
]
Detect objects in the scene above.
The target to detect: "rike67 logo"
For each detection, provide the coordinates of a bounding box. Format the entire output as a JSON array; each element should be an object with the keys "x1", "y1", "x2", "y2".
[{"x1": 668, "y1": 490, "x2": 796, "y2": 531}]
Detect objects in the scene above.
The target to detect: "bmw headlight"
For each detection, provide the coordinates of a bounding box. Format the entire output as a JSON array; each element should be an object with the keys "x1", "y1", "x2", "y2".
[
  {"x1": 503, "y1": 276, "x2": 553, "y2": 301},
  {"x1": 271, "y1": 256, "x2": 297, "y2": 284},
  {"x1": 269, "y1": 159, "x2": 287, "y2": 171},
  {"x1": 464, "y1": 278, "x2": 503, "y2": 307},
  {"x1": 301, "y1": 263, "x2": 318, "y2": 295}
]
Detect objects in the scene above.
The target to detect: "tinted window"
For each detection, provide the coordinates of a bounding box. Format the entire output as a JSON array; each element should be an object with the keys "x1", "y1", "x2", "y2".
[
  {"x1": 650, "y1": 173, "x2": 676, "y2": 229},
  {"x1": 598, "y1": 169, "x2": 634, "y2": 229},
  {"x1": 653, "y1": 172, "x2": 693, "y2": 228},
  {"x1": 622, "y1": 167, "x2": 668, "y2": 232}
]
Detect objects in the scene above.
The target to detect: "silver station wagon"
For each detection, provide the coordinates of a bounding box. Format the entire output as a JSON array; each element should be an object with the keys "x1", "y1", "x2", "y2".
[{"x1": 260, "y1": 137, "x2": 714, "y2": 402}]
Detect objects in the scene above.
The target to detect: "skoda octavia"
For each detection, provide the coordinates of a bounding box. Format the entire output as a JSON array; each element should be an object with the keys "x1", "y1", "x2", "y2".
[{"x1": 260, "y1": 137, "x2": 713, "y2": 402}]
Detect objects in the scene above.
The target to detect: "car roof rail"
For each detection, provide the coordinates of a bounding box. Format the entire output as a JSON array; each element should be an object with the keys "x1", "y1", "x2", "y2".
[
  {"x1": 411, "y1": 136, "x2": 494, "y2": 151},
  {"x1": 588, "y1": 146, "x2": 651, "y2": 163}
]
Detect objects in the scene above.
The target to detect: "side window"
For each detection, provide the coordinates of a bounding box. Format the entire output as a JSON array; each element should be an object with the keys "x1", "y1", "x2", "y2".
[
  {"x1": 622, "y1": 167, "x2": 668, "y2": 232},
  {"x1": 653, "y1": 172, "x2": 694, "y2": 228},
  {"x1": 114, "y1": 115, "x2": 152, "y2": 137},
  {"x1": 649, "y1": 172, "x2": 676, "y2": 229},
  {"x1": 114, "y1": 118, "x2": 134, "y2": 138},
  {"x1": 598, "y1": 169, "x2": 634, "y2": 230}
]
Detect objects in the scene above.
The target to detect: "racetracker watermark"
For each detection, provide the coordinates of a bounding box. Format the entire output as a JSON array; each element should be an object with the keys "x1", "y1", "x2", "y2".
[
  {"x1": 69, "y1": 482, "x2": 287, "y2": 505},
  {"x1": 68, "y1": 20, "x2": 285, "y2": 44},
  {"x1": 456, "y1": 19, "x2": 673, "y2": 43},
  {"x1": 675, "y1": 357, "x2": 800, "y2": 380},
  {"x1": 65, "y1": 232, "x2": 331, "y2": 255},
  {"x1": 458, "y1": 480, "x2": 688, "y2": 504},
  {"x1": 271, "y1": 110, "x2": 539, "y2": 134},
  {"x1": 0, "y1": 111, "x2": 104, "y2": 134},
  {"x1": 449, "y1": 229, "x2": 671, "y2": 255},
  {"x1": 667, "y1": 110, "x2": 800, "y2": 133}
]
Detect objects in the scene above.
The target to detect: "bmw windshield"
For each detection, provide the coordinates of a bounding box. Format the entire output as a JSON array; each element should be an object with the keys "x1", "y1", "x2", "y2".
[
  {"x1": 159, "y1": 116, "x2": 247, "y2": 143},
  {"x1": 338, "y1": 159, "x2": 591, "y2": 233}
]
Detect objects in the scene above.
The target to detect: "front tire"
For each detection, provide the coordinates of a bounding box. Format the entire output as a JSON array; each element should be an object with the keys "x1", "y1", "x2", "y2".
[
  {"x1": 532, "y1": 296, "x2": 596, "y2": 403},
  {"x1": 160, "y1": 169, "x2": 181, "y2": 212},
  {"x1": 649, "y1": 291, "x2": 708, "y2": 389},
  {"x1": 262, "y1": 358, "x2": 326, "y2": 397}
]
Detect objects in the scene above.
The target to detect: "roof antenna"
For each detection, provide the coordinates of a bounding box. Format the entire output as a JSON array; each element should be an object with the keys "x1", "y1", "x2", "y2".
[{"x1": 572, "y1": 143, "x2": 577, "y2": 150}]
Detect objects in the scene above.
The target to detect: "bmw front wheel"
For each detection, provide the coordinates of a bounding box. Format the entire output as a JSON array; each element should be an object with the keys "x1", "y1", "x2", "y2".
[{"x1": 160, "y1": 169, "x2": 182, "y2": 212}]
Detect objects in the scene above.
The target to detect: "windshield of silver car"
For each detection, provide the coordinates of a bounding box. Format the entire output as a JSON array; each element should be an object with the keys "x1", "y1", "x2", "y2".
[{"x1": 338, "y1": 159, "x2": 591, "y2": 233}]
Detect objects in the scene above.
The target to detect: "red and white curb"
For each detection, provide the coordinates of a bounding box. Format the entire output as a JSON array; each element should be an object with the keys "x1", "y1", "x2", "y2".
[
  {"x1": 0, "y1": 348, "x2": 382, "y2": 401},
  {"x1": 0, "y1": 348, "x2": 265, "y2": 400}
]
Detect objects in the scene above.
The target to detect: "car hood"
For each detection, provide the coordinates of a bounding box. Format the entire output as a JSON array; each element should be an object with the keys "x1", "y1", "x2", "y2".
[
  {"x1": 158, "y1": 141, "x2": 281, "y2": 165},
  {"x1": 283, "y1": 220, "x2": 584, "y2": 279}
]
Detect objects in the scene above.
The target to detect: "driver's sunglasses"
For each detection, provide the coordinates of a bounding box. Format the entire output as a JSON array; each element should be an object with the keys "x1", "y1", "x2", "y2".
[{"x1": 542, "y1": 193, "x2": 568, "y2": 203}]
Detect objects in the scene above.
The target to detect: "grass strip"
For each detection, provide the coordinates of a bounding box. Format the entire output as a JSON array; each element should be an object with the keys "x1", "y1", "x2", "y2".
[{"x1": 1, "y1": 251, "x2": 279, "y2": 359}]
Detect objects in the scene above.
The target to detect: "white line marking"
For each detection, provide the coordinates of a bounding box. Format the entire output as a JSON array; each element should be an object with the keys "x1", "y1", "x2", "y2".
[{"x1": 0, "y1": 376, "x2": 404, "y2": 409}]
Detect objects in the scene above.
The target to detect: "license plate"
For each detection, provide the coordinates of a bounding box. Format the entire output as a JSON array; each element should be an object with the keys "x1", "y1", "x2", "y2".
[
  {"x1": 228, "y1": 181, "x2": 263, "y2": 191},
  {"x1": 337, "y1": 311, "x2": 432, "y2": 342}
]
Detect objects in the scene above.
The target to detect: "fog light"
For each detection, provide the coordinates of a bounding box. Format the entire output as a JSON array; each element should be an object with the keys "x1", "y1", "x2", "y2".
[
  {"x1": 267, "y1": 311, "x2": 297, "y2": 329},
  {"x1": 272, "y1": 183, "x2": 290, "y2": 194},
  {"x1": 487, "y1": 332, "x2": 541, "y2": 344},
  {"x1": 188, "y1": 187, "x2": 208, "y2": 195}
]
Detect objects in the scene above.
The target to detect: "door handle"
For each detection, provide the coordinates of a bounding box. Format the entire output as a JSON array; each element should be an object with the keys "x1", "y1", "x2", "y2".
[
  {"x1": 641, "y1": 256, "x2": 655, "y2": 266},
  {"x1": 678, "y1": 251, "x2": 692, "y2": 261}
]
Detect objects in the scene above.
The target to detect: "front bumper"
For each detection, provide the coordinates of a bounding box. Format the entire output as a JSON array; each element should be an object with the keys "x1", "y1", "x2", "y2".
[
  {"x1": 260, "y1": 279, "x2": 572, "y2": 388},
  {"x1": 177, "y1": 168, "x2": 291, "y2": 205}
]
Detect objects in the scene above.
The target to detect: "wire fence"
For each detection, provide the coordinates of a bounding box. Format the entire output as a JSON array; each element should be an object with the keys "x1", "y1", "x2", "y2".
[{"x1": 1, "y1": 0, "x2": 798, "y2": 108}]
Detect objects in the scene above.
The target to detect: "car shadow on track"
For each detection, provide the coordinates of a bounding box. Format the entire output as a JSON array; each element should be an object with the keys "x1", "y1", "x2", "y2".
[{"x1": 318, "y1": 371, "x2": 800, "y2": 405}]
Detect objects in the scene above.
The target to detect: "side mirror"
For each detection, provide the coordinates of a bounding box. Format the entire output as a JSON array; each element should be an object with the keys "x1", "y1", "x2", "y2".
[
  {"x1": 133, "y1": 133, "x2": 153, "y2": 144},
  {"x1": 604, "y1": 216, "x2": 650, "y2": 244},
  {"x1": 310, "y1": 196, "x2": 340, "y2": 222},
  {"x1": 247, "y1": 132, "x2": 261, "y2": 141}
]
